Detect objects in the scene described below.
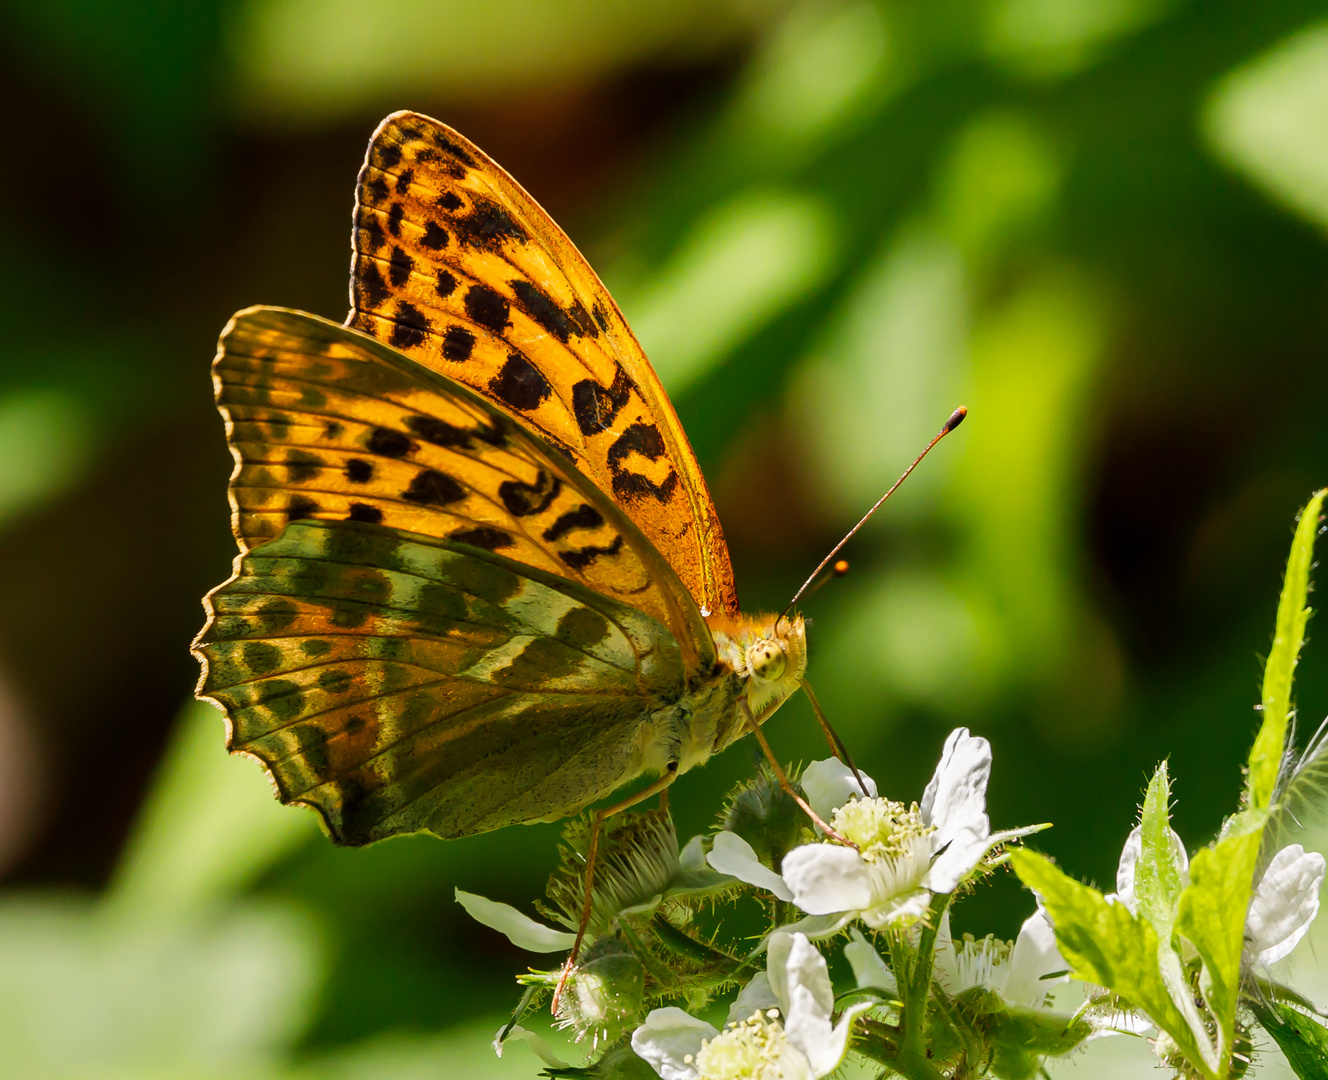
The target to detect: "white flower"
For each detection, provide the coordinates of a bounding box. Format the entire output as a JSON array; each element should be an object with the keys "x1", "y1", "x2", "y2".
[
  {"x1": 1246, "y1": 843, "x2": 1326, "y2": 966},
  {"x1": 631, "y1": 932, "x2": 870, "y2": 1079},
  {"x1": 767, "y1": 730, "x2": 1036, "y2": 930},
  {"x1": 935, "y1": 908, "x2": 1069, "y2": 1009},
  {"x1": 1108, "y1": 828, "x2": 1325, "y2": 969}
]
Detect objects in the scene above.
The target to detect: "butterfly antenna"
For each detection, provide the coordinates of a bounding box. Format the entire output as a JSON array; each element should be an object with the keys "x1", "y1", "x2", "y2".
[{"x1": 778, "y1": 406, "x2": 967, "y2": 628}]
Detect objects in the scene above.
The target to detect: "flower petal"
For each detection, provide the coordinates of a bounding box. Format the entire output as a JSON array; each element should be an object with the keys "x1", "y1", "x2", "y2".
[
  {"x1": 707, "y1": 831, "x2": 794, "y2": 900},
  {"x1": 1248, "y1": 844, "x2": 1327, "y2": 966},
  {"x1": 727, "y1": 972, "x2": 779, "y2": 1024},
  {"x1": 925, "y1": 824, "x2": 989, "y2": 894},
  {"x1": 845, "y1": 928, "x2": 896, "y2": 992},
  {"x1": 782, "y1": 843, "x2": 874, "y2": 915},
  {"x1": 802, "y1": 758, "x2": 877, "y2": 822},
  {"x1": 1004, "y1": 908, "x2": 1067, "y2": 1008},
  {"x1": 493, "y1": 1024, "x2": 570, "y2": 1067},
  {"x1": 678, "y1": 834, "x2": 707, "y2": 872},
  {"x1": 775, "y1": 931, "x2": 857, "y2": 1077},
  {"x1": 454, "y1": 889, "x2": 576, "y2": 952},
  {"x1": 920, "y1": 728, "x2": 991, "y2": 851},
  {"x1": 631, "y1": 1008, "x2": 717, "y2": 1080},
  {"x1": 860, "y1": 888, "x2": 931, "y2": 929}
]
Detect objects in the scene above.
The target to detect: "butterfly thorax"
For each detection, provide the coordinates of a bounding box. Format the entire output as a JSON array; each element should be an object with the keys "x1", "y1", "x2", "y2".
[{"x1": 634, "y1": 612, "x2": 806, "y2": 785}]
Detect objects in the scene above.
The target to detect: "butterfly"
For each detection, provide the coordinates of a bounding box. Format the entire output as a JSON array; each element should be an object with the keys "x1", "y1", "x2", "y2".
[{"x1": 192, "y1": 111, "x2": 815, "y2": 849}]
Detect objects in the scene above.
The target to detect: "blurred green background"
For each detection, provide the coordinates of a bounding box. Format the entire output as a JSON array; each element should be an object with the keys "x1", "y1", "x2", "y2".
[{"x1": 1, "y1": 0, "x2": 1327, "y2": 1076}]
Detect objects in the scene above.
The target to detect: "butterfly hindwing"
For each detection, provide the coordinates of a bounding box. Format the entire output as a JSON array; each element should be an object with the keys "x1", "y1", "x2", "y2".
[
  {"x1": 346, "y1": 111, "x2": 738, "y2": 616},
  {"x1": 197, "y1": 519, "x2": 686, "y2": 843},
  {"x1": 214, "y1": 305, "x2": 712, "y2": 671}
]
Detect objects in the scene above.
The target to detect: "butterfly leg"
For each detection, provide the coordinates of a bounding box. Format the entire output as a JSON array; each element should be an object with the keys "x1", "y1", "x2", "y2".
[
  {"x1": 799, "y1": 679, "x2": 872, "y2": 798},
  {"x1": 741, "y1": 702, "x2": 858, "y2": 848},
  {"x1": 551, "y1": 765, "x2": 679, "y2": 1014}
]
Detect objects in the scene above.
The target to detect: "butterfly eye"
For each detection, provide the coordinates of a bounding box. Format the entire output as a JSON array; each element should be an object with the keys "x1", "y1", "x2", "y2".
[{"x1": 745, "y1": 639, "x2": 788, "y2": 682}]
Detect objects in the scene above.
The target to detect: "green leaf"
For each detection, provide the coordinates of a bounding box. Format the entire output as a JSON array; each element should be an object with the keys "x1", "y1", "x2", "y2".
[
  {"x1": 1175, "y1": 829, "x2": 1263, "y2": 1077},
  {"x1": 1250, "y1": 1000, "x2": 1328, "y2": 1080},
  {"x1": 1250, "y1": 489, "x2": 1327, "y2": 812},
  {"x1": 1135, "y1": 761, "x2": 1184, "y2": 943},
  {"x1": 1009, "y1": 850, "x2": 1214, "y2": 1077}
]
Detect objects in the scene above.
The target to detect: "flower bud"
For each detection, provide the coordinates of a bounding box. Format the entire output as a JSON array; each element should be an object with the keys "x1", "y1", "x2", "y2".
[
  {"x1": 718, "y1": 767, "x2": 806, "y2": 871},
  {"x1": 556, "y1": 934, "x2": 647, "y2": 1048}
]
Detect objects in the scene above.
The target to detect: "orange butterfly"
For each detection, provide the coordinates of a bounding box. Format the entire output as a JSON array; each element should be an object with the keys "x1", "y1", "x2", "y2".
[{"x1": 194, "y1": 112, "x2": 833, "y2": 858}]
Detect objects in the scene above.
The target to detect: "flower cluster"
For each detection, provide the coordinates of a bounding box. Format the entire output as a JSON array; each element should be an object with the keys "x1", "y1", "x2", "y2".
[
  {"x1": 450, "y1": 486, "x2": 1328, "y2": 1080},
  {"x1": 459, "y1": 729, "x2": 1103, "y2": 1079}
]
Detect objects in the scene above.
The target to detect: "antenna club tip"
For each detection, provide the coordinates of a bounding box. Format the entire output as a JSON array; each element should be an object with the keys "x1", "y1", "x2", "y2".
[
  {"x1": 833, "y1": 559, "x2": 849, "y2": 576},
  {"x1": 943, "y1": 406, "x2": 968, "y2": 433}
]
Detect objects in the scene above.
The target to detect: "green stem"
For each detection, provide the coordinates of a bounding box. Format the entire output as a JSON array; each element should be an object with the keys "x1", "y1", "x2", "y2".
[{"x1": 887, "y1": 893, "x2": 952, "y2": 1080}]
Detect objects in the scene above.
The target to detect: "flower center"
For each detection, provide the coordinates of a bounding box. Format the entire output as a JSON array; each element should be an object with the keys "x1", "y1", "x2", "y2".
[
  {"x1": 694, "y1": 1011, "x2": 793, "y2": 1080},
  {"x1": 830, "y1": 797, "x2": 933, "y2": 862},
  {"x1": 948, "y1": 933, "x2": 1012, "y2": 994}
]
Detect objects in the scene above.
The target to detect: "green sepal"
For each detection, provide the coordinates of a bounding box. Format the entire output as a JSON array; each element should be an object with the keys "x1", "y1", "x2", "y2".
[
  {"x1": 1250, "y1": 489, "x2": 1326, "y2": 812},
  {"x1": 1175, "y1": 827, "x2": 1263, "y2": 1076},
  {"x1": 953, "y1": 988, "x2": 1092, "y2": 1080},
  {"x1": 1136, "y1": 761, "x2": 1184, "y2": 944}
]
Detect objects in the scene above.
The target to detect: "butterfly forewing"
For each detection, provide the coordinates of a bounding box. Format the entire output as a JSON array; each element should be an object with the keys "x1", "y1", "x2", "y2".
[
  {"x1": 197, "y1": 519, "x2": 687, "y2": 843},
  {"x1": 346, "y1": 111, "x2": 738, "y2": 616},
  {"x1": 215, "y1": 306, "x2": 711, "y2": 668}
]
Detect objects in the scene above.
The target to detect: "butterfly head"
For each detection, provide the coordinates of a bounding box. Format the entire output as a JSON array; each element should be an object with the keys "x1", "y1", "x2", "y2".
[{"x1": 707, "y1": 612, "x2": 808, "y2": 725}]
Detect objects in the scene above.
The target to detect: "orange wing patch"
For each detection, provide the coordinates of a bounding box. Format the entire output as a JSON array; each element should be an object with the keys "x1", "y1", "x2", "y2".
[
  {"x1": 345, "y1": 111, "x2": 738, "y2": 616},
  {"x1": 215, "y1": 306, "x2": 712, "y2": 662}
]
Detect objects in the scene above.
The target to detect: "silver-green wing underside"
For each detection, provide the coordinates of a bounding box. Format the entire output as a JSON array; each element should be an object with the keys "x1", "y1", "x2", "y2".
[{"x1": 196, "y1": 520, "x2": 685, "y2": 844}]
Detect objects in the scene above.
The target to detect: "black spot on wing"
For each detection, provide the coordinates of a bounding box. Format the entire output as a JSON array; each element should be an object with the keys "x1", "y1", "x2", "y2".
[
  {"x1": 560, "y1": 534, "x2": 624, "y2": 570},
  {"x1": 377, "y1": 143, "x2": 402, "y2": 170},
  {"x1": 389, "y1": 302, "x2": 430, "y2": 349},
  {"x1": 432, "y1": 130, "x2": 477, "y2": 167},
  {"x1": 542, "y1": 503, "x2": 603, "y2": 541},
  {"x1": 448, "y1": 526, "x2": 512, "y2": 552},
  {"x1": 437, "y1": 190, "x2": 463, "y2": 212},
  {"x1": 436, "y1": 269, "x2": 457, "y2": 299},
  {"x1": 510, "y1": 280, "x2": 572, "y2": 342},
  {"x1": 360, "y1": 216, "x2": 385, "y2": 253},
  {"x1": 489, "y1": 353, "x2": 551, "y2": 412},
  {"x1": 464, "y1": 284, "x2": 510, "y2": 332},
  {"x1": 345, "y1": 459, "x2": 373, "y2": 483},
  {"x1": 367, "y1": 427, "x2": 416, "y2": 458},
  {"x1": 402, "y1": 469, "x2": 465, "y2": 506},
  {"x1": 498, "y1": 471, "x2": 561, "y2": 517},
  {"x1": 592, "y1": 302, "x2": 611, "y2": 333},
  {"x1": 288, "y1": 495, "x2": 320, "y2": 521},
  {"x1": 572, "y1": 365, "x2": 633, "y2": 436},
  {"x1": 608, "y1": 422, "x2": 678, "y2": 503},
  {"x1": 405, "y1": 414, "x2": 474, "y2": 449},
  {"x1": 421, "y1": 222, "x2": 449, "y2": 251},
  {"x1": 387, "y1": 202, "x2": 404, "y2": 237},
  {"x1": 367, "y1": 176, "x2": 389, "y2": 202},
  {"x1": 442, "y1": 324, "x2": 474, "y2": 361},
  {"x1": 348, "y1": 503, "x2": 383, "y2": 524},
  {"x1": 395, "y1": 168, "x2": 414, "y2": 194},
  {"x1": 286, "y1": 451, "x2": 323, "y2": 483},
  {"x1": 453, "y1": 197, "x2": 526, "y2": 251},
  {"x1": 357, "y1": 262, "x2": 390, "y2": 309},
  {"x1": 388, "y1": 246, "x2": 413, "y2": 287}
]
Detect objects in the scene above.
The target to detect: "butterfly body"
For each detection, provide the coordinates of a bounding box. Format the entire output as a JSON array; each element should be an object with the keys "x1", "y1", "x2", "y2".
[{"x1": 194, "y1": 113, "x2": 809, "y2": 847}]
